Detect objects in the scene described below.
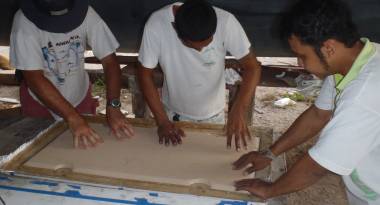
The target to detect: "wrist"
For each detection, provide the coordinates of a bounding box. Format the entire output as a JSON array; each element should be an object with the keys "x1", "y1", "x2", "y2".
[
  {"x1": 260, "y1": 148, "x2": 277, "y2": 161},
  {"x1": 157, "y1": 119, "x2": 171, "y2": 127},
  {"x1": 107, "y1": 98, "x2": 121, "y2": 108},
  {"x1": 66, "y1": 112, "x2": 84, "y2": 126}
]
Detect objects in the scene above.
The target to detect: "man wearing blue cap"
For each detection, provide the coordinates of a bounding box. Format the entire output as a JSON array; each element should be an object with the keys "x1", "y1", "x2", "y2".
[{"x1": 10, "y1": 0, "x2": 134, "y2": 149}]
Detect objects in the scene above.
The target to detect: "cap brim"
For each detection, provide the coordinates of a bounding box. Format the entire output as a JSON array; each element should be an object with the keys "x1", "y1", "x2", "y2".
[{"x1": 21, "y1": 0, "x2": 89, "y2": 33}]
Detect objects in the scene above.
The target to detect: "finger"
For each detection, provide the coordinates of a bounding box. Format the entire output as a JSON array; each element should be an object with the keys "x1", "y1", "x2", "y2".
[
  {"x1": 82, "y1": 136, "x2": 90, "y2": 149},
  {"x1": 74, "y1": 136, "x2": 79, "y2": 149},
  {"x1": 122, "y1": 124, "x2": 134, "y2": 137},
  {"x1": 113, "y1": 129, "x2": 125, "y2": 140},
  {"x1": 246, "y1": 127, "x2": 253, "y2": 141},
  {"x1": 227, "y1": 134, "x2": 232, "y2": 149},
  {"x1": 244, "y1": 166, "x2": 256, "y2": 175},
  {"x1": 232, "y1": 154, "x2": 250, "y2": 170},
  {"x1": 235, "y1": 185, "x2": 251, "y2": 192},
  {"x1": 86, "y1": 135, "x2": 97, "y2": 147},
  {"x1": 90, "y1": 130, "x2": 104, "y2": 143},
  {"x1": 235, "y1": 132, "x2": 241, "y2": 151},
  {"x1": 226, "y1": 123, "x2": 233, "y2": 149},
  {"x1": 176, "y1": 132, "x2": 183, "y2": 144},
  {"x1": 241, "y1": 131, "x2": 248, "y2": 150},
  {"x1": 165, "y1": 136, "x2": 170, "y2": 146},
  {"x1": 78, "y1": 136, "x2": 85, "y2": 149},
  {"x1": 159, "y1": 135, "x2": 163, "y2": 144},
  {"x1": 178, "y1": 128, "x2": 185, "y2": 138},
  {"x1": 87, "y1": 132, "x2": 100, "y2": 145},
  {"x1": 173, "y1": 131, "x2": 182, "y2": 145},
  {"x1": 121, "y1": 127, "x2": 133, "y2": 139},
  {"x1": 234, "y1": 179, "x2": 252, "y2": 188},
  {"x1": 170, "y1": 134, "x2": 178, "y2": 146}
]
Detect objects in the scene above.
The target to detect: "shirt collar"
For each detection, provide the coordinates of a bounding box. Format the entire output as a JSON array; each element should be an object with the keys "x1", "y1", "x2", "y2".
[{"x1": 335, "y1": 38, "x2": 376, "y2": 91}]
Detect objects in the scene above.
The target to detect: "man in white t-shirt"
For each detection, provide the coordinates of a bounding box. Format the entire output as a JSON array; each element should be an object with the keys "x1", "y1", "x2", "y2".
[
  {"x1": 137, "y1": 0, "x2": 261, "y2": 150},
  {"x1": 10, "y1": 0, "x2": 134, "y2": 149},
  {"x1": 233, "y1": 0, "x2": 380, "y2": 204}
]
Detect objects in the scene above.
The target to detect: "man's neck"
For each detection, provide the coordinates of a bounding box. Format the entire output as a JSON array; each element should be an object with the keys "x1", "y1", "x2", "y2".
[
  {"x1": 172, "y1": 5, "x2": 180, "y2": 16},
  {"x1": 337, "y1": 41, "x2": 365, "y2": 76}
]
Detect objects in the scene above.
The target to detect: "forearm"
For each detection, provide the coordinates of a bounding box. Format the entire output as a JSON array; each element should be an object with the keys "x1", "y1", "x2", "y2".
[
  {"x1": 102, "y1": 53, "x2": 121, "y2": 101},
  {"x1": 24, "y1": 71, "x2": 79, "y2": 121},
  {"x1": 137, "y1": 65, "x2": 168, "y2": 125},
  {"x1": 270, "y1": 105, "x2": 331, "y2": 156},
  {"x1": 269, "y1": 153, "x2": 329, "y2": 197},
  {"x1": 233, "y1": 52, "x2": 261, "y2": 110}
]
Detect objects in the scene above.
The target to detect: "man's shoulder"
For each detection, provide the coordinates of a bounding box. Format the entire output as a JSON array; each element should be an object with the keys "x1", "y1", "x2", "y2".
[
  {"x1": 213, "y1": 6, "x2": 235, "y2": 24},
  {"x1": 12, "y1": 9, "x2": 39, "y2": 34},
  {"x1": 146, "y1": 5, "x2": 171, "y2": 27},
  {"x1": 83, "y1": 6, "x2": 104, "y2": 25}
]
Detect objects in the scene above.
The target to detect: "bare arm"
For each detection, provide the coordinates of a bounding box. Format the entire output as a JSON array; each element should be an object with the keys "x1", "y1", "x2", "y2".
[
  {"x1": 137, "y1": 64, "x2": 168, "y2": 126},
  {"x1": 102, "y1": 53, "x2": 122, "y2": 105},
  {"x1": 234, "y1": 51, "x2": 262, "y2": 112},
  {"x1": 233, "y1": 105, "x2": 332, "y2": 173},
  {"x1": 227, "y1": 51, "x2": 262, "y2": 150},
  {"x1": 137, "y1": 64, "x2": 184, "y2": 145},
  {"x1": 270, "y1": 105, "x2": 332, "y2": 156},
  {"x1": 102, "y1": 53, "x2": 134, "y2": 139},
  {"x1": 22, "y1": 70, "x2": 102, "y2": 148},
  {"x1": 236, "y1": 153, "x2": 330, "y2": 199},
  {"x1": 23, "y1": 70, "x2": 82, "y2": 123}
]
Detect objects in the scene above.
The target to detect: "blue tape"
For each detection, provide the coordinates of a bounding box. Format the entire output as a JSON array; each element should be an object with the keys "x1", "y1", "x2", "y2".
[
  {"x1": 149, "y1": 193, "x2": 159, "y2": 197},
  {"x1": 30, "y1": 181, "x2": 58, "y2": 187},
  {"x1": 0, "y1": 185, "x2": 166, "y2": 205},
  {"x1": 0, "y1": 176, "x2": 12, "y2": 182},
  {"x1": 67, "y1": 185, "x2": 81, "y2": 190},
  {"x1": 217, "y1": 200, "x2": 248, "y2": 205}
]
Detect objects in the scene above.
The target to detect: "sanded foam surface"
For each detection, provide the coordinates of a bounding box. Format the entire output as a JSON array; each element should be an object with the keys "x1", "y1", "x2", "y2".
[{"x1": 25, "y1": 123, "x2": 259, "y2": 192}]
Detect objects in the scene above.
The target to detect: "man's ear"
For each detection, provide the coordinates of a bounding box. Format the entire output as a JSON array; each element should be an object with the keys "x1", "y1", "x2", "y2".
[{"x1": 320, "y1": 39, "x2": 336, "y2": 58}]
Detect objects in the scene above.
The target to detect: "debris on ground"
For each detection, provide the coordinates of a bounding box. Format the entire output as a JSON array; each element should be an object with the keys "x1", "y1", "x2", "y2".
[
  {"x1": 295, "y1": 74, "x2": 322, "y2": 97},
  {"x1": 273, "y1": 97, "x2": 297, "y2": 108},
  {"x1": 225, "y1": 68, "x2": 242, "y2": 85}
]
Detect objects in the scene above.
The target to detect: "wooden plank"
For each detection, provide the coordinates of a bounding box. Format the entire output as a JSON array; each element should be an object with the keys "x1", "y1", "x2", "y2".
[
  {"x1": 18, "y1": 165, "x2": 261, "y2": 202},
  {"x1": 2, "y1": 116, "x2": 275, "y2": 202}
]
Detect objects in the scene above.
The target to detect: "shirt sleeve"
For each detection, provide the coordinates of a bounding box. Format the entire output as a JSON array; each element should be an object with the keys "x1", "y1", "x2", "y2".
[
  {"x1": 138, "y1": 18, "x2": 160, "y2": 69},
  {"x1": 315, "y1": 75, "x2": 336, "y2": 110},
  {"x1": 309, "y1": 100, "x2": 380, "y2": 175},
  {"x1": 86, "y1": 7, "x2": 119, "y2": 60},
  {"x1": 9, "y1": 12, "x2": 44, "y2": 70},
  {"x1": 224, "y1": 14, "x2": 251, "y2": 60}
]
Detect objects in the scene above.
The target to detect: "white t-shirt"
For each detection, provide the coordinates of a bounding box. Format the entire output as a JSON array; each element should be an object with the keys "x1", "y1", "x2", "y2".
[
  {"x1": 138, "y1": 3, "x2": 251, "y2": 120},
  {"x1": 309, "y1": 44, "x2": 380, "y2": 203},
  {"x1": 10, "y1": 7, "x2": 119, "y2": 111}
]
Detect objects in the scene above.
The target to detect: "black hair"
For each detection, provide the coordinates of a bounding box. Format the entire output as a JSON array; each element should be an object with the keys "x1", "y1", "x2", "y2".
[
  {"x1": 281, "y1": 0, "x2": 360, "y2": 58},
  {"x1": 174, "y1": 0, "x2": 217, "y2": 42}
]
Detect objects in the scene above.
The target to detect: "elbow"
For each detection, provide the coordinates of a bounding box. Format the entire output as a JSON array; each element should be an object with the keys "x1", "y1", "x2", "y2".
[{"x1": 312, "y1": 105, "x2": 332, "y2": 124}]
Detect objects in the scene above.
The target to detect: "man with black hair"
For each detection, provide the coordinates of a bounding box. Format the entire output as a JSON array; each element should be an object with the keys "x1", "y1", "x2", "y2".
[
  {"x1": 138, "y1": 0, "x2": 261, "y2": 150},
  {"x1": 233, "y1": 0, "x2": 380, "y2": 204},
  {"x1": 10, "y1": 0, "x2": 134, "y2": 149}
]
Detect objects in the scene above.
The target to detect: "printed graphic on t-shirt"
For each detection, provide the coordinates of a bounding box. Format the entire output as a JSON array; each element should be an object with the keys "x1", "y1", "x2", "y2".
[
  {"x1": 41, "y1": 35, "x2": 84, "y2": 85},
  {"x1": 200, "y1": 46, "x2": 217, "y2": 67}
]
